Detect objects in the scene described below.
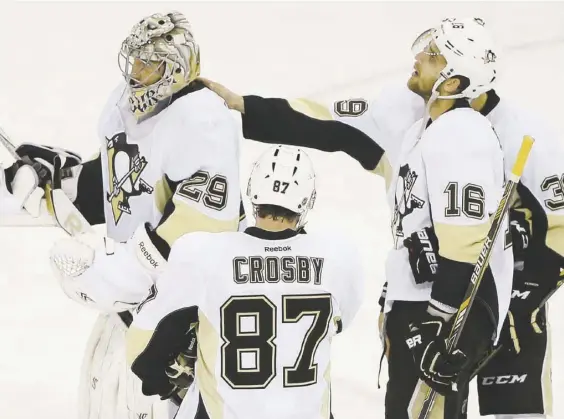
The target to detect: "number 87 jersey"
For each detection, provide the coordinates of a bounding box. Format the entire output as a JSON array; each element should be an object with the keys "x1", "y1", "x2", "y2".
[{"x1": 126, "y1": 227, "x2": 365, "y2": 419}]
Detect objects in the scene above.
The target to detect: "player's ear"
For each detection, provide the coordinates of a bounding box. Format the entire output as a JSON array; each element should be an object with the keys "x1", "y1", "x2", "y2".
[{"x1": 441, "y1": 77, "x2": 461, "y2": 95}]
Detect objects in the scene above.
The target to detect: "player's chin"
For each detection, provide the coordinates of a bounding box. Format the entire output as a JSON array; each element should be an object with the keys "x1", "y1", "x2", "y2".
[{"x1": 406, "y1": 76, "x2": 420, "y2": 94}]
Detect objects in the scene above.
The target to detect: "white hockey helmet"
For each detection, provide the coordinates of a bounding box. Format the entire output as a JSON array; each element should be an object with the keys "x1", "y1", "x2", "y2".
[
  {"x1": 247, "y1": 145, "x2": 317, "y2": 228},
  {"x1": 118, "y1": 11, "x2": 201, "y2": 120},
  {"x1": 412, "y1": 17, "x2": 498, "y2": 99}
]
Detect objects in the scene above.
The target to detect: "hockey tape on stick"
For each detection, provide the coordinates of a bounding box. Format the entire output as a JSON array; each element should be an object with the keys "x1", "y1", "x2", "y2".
[
  {"x1": 46, "y1": 156, "x2": 93, "y2": 236},
  {"x1": 416, "y1": 135, "x2": 535, "y2": 419}
]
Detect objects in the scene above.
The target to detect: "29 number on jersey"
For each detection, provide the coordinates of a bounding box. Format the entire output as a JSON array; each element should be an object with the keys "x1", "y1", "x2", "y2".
[
  {"x1": 220, "y1": 294, "x2": 332, "y2": 389},
  {"x1": 177, "y1": 170, "x2": 228, "y2": 210}
]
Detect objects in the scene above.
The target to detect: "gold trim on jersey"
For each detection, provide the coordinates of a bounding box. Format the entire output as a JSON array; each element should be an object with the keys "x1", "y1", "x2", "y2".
[
  {"x1": 156, "y1": 197, "x2": 239, "y2": 247},
  {"x1": 288, "y1": 98, "x2": 334, "y2": 120},
  {"x1": 197, "y1": 311, "x2": 223, "y2": 419},
  {"x1": 434, "y1": 222, "x2": 491, "y2": 263},
  {"x1": 125, "y1": 327, "x2": 154, "y2": 367},
  {"x1": 155, "y1": 177, "x2": 174, "y2": 214}
]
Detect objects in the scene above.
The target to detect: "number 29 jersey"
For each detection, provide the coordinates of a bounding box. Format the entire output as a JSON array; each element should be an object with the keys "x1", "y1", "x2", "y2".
[{"x1": 129, "y1": 227, "x2": 365, "y2": 419}]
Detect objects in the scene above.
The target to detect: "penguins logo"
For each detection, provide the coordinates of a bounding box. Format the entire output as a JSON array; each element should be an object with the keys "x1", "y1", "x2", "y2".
[
  {"x1": 391, "y1": 164, "x2": 425, "y2": 246},
  {"x1": 106, "y1": 132, "x2": 154, "y2": 224}
]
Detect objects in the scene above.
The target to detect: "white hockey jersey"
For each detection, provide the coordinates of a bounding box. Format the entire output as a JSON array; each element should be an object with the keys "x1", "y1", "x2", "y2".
[
  {"x1": 127, "y1": 227, "x2": 365, "y2": 419},
  {"x1": 486, "y1": 97, "x2": 564, "y2": 261},
  {"x1": 331, "y1": 86, "x2": 564, "y2": 266},
  {"x1": 98, "y1": 82, "x2": 241, "y2": 243},
  {"x1": 325, "y1": 94, "x2": 513, "y2": 332},
  {"x1": 241, "y1": 94, "x2": 513, "y2": 335},
  {"x1": 384, "y1": 107, "x2": 513, "y2": 333},
  {"x1": 53, "y1": 82, "x2": 243, "y2": 312}
]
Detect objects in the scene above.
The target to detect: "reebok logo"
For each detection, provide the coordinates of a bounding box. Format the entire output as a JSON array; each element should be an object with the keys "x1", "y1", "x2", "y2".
[
  {"x1": 264, "y1": 246, "x2": 292, "y2": 252},
  {"x1": 139, "y1": 242, "x2": 159, "y2": 268}
]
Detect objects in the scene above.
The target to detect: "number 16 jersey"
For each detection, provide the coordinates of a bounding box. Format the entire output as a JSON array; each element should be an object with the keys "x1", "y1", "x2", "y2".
[{"x1": 128, "y1": 227, "x2": 365, "y2": 419}]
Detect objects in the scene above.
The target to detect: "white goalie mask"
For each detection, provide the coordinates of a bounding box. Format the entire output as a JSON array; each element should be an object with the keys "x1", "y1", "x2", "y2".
[
  {"x1": 118, "y1": 11, "x2": 201, "y2": 121},
  {"x1": 412, "y1": 17, "x2": 499, "y2": 100},
  {"x1": 247, "y1": 145, "x2": 317, "y2": 228}
]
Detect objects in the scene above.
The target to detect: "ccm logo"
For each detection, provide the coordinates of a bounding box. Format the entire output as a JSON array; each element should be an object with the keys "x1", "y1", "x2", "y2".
[
  {"x1": 406, "y1": 335, "x2": 422, "y2": 349},
  {"x1": 481, "y1": 374, "x2": 527, "y2": 385},
  {"x1": 512, "y1": 290, "x2": 531, "y2": 300}
]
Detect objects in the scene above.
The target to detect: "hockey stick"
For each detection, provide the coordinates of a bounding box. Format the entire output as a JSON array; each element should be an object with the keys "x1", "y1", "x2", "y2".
[
  {"x1": 0, "y1": 127, "x2": 19, "y2": 159},
  {"x1": 417, "y1": 135, "x2": 535, "y2": 419},
  {"x1": 0, "y1": 127, "x2": 92, "y2": 236}
]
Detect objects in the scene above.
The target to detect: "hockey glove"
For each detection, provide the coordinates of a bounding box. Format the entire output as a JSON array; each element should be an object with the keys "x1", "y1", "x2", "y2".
[
  {"x1": 508, "y1": 209, "x2": 530, "y2": 263},
  {"x1": 13, "y1": 142, "x2": 82, "y2": 201},
  {"x1": 166, "y1": 327, "x2": 198, "y2": 406},
  {"x1": 406, "y1": 312, "x2": 467, "y2": 395},
  {"x1": 404, "y1": 226, "x2": 439, "y2": 284}
]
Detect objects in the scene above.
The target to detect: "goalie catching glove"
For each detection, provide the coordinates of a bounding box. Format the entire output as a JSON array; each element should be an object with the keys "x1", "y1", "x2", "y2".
[{"x1": 49, "y1": 221, "x2": 167, "y2": 312}]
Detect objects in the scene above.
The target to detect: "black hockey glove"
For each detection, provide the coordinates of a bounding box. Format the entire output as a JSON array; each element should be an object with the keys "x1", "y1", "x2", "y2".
[
  {"x1": 405, "y1": 312, "x2": 467, "y2": 395},
  {"x1": 508, "y1": 209, "x2": 530, "y2": 263},
  {"x1": 140, "y1": 332, "x2": 197, "y2": 402},
  {"x1": 404, "y1": 226, "x2": 440, "y2": 284},
  {"x1": 166, "y1": 327, "x2": 198, "y2": 406},
  {"x1": 9, "y1": 143, "x2": 82, "y2": 191}
]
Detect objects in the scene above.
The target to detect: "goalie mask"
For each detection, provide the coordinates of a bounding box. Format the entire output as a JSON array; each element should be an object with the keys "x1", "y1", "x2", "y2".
[
  {"x1": 247, "y1": 145, "x2": 317, "y2": 228},
  {"x1": 118, "y1": 11, "x2": 201, "y2": 121}
]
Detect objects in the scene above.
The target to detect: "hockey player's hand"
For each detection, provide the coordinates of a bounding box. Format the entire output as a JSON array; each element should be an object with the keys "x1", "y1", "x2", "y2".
[
  {"x1": 198, "y1": 77, "x2": 245, "y2": 113},
  {"x1": 406, "y1": 313, "x2": 467, "y2": 395},
  {"x1": 404, "y1": 226, "x2": 439, "y2": 284},
  {"x1": 14, "y1": 142, "x2": 82, "y2": 187},
  {"x1": 508, "y1": 210, "x2": 530, "y2": 263}
]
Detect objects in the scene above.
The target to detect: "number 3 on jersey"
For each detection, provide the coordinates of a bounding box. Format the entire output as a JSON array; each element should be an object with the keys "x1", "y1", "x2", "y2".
[{"x1": 220, "y1": 294, "x2": 332, "y2": 389}]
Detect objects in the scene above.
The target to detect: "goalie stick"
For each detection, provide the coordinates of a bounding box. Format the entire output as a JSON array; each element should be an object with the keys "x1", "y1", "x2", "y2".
[
  {"x1": 416, "y1": 135, "x2": 535, "y2": 419},
  {"x1": 0, "y1": 127, "x2": 92, "y2": 237}
]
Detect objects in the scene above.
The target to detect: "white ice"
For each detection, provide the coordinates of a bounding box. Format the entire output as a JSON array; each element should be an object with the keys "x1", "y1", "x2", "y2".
[{"x1": 1, "y1": 2, "x2": 563, "y2": 418}]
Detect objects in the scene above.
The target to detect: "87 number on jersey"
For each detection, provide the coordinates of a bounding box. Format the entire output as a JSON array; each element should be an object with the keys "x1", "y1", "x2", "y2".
[{"x1": 220, "y1": 294, "x2": 332, "y2": 389}]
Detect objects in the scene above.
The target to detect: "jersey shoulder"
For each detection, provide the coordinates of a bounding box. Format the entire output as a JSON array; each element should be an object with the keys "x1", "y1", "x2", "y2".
[
  {"x1": 155, "y1": 86, "x2": 240, "y2": 179},
  {"x1": 371, "y1": 82, "x2": 424, "y2": 135},
  {"x1": 165, "y1": 86, "x2": 234, "y2": 124},
  {"x1": 425, "y1": 108, "x2": 498, "y2": 153},
  {"x1": 169, "y1": 231, "x2": 241, "y2": 263}
]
